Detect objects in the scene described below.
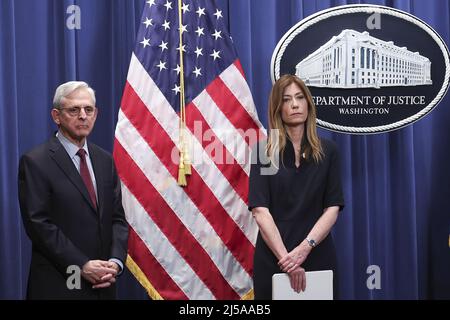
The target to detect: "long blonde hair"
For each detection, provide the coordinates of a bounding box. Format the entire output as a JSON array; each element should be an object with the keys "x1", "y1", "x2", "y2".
[{"x1": 266, "y1": 74, "x2": 323, "y2": 164}]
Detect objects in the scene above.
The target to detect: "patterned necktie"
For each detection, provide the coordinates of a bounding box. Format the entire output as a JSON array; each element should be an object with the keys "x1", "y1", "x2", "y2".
[{"x1": 76, "y1": 149, "x2": 97, "y2": 210}]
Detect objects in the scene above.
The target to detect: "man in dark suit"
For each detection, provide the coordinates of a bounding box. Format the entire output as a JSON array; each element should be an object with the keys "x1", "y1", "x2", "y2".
[{"x1": 18, "y1": 81, "x2": 129, "y2": 299}]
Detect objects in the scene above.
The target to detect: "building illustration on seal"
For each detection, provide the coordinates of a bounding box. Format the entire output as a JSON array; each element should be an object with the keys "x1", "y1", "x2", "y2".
[{"x1": 296, "y1": 29, "x2": 432, "y2": 89}]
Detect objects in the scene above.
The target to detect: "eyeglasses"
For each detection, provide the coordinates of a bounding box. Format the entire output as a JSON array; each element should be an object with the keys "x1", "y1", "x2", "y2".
[{"x1": 58, "y1": 106, "x2": 96, "y2": 117}]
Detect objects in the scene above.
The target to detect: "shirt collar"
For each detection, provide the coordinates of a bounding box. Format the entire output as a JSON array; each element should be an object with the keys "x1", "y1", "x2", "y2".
[
  {"x1": 56, "y1": 130, "x2": 89, "y2": 159},
  {"x1": 284, "y1": 135, "x2": 308, "y2": 168}
]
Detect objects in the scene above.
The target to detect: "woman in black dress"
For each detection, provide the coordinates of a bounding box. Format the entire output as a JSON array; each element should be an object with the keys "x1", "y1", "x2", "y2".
[{"x1": 249, "y1": 74, "x2": 344, "y2": 300}]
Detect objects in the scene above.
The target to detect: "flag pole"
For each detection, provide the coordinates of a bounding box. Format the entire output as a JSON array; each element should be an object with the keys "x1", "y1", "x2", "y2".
[{"x1": 177, "y1": 0, "x2": 191, "y2": 186}]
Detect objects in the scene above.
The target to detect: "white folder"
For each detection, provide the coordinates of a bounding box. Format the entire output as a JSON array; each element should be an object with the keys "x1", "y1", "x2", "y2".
[{"x1": 272, "y1": 270, "x2": 333, "y2": 300}]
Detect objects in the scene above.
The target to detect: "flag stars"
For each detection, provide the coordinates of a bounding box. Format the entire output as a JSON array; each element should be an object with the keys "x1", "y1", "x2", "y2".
[
  {"x1": 140, "y1": 37, "x2": 150, "y2": 48},
  {"x1": 177, "y1": 44, "x2": 187, "y2": 53},
  {"x1": 181, "y1": 3, "x2": 190, "y2": 14},
  {"x1": 178, "y1": 24, "x2": 188, "y2": 34},
  {"x1": 210, "y1": 49, "x2": 221, "y2": 61},
  {"x1": 193, "y1": 67, "x2": 202, "y2": 78},
  {"x1": 156, "y1": 60, "x2": 167, "y2": 71},
  {"x1": 164, "y1": 0, "x2": 173, "y2": 11},
  {"x1": 143, "y1": 17, "x2": 153, "y2": 28},
  {"x1": 162, "y1": 20, "x2": 171, "y2": 30},
  {"x1": 146, "y1": 0, "x2": 156, "y2": 7},
  {"x1": 212, "y1": 29, "x2": 222, "y2": 40},
  {"x1": 159, "y1": 41, "x2": 168, "y2": 52},
  {"x1": 173, "y1": 64, "x2": 181, "y2": 75},
  {"x1": 195, "y1": 26, "x2": 205, "y2": 37},
  {"x1": 196, "y1": 7, "x2": 206, "y2": 17},
  {"x1": 194, "y1": 47, "x2": 203, "y2": 58},
  {"x1": 213, "y1": 9, "x2": 223, "y2": 19},
  {"x1": 172, "y1": 84, "x2": 181, "y2": 95}
]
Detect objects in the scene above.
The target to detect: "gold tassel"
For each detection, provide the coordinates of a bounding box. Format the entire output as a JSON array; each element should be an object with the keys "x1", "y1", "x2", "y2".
[
  {"x1": 182, "y1": 135, "x2": 191, "y2": 175},
  {"x1": 183, "y1": 158, "x2": 191, "y2": 175},
  {"x1": 178, "y1": 166, "x2": 187, "y2": 186},
  {"x1": 176, "y1": 0, "x2": 189, "y2": 186},
  {"x1": 178, "y1": 150, "x2": 187, "y2": 186}
]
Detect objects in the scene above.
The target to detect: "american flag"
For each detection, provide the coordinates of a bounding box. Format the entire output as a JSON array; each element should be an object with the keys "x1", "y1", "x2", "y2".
[{"x1": 113, "y1": 0, "x2": 265, "y2": 299}]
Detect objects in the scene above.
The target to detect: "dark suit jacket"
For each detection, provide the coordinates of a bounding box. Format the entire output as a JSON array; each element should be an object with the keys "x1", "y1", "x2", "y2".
[{"x1": 18, "y1": 136, "x2": 129, "y2": 300}]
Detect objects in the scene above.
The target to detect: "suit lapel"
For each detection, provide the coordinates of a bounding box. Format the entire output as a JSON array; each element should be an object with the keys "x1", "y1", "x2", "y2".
[{"x1": 48, "y1": 136, "x2": 97, "y2": 213}]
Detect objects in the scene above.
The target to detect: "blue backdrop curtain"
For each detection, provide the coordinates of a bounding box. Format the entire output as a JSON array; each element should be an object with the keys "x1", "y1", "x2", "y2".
[{"x1": 1, "y1": 0, "x2": 449, "y2": 299}]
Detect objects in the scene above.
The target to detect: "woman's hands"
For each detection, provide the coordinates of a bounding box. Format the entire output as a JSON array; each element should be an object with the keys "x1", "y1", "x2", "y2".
[
  {"x1": 278, "y1": 240, "x2": 312, "y2": 292},
  {"x1": 287, "y1": 266, "x2": 306, "y2": 293},
  {"x1": 278, "y1": 240, "x2": 311, "y2": 273}
]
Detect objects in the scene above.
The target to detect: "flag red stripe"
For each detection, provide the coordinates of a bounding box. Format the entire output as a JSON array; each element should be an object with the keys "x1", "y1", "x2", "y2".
[
  {"x1": 233, "y1": 60, "x2": 245, "y2": 78},
  {"x1": 127, "y1": 227, "x2": 188, "y2": 300},
  {"x1": 206, "y1": 77, "x2": 261, "y2": 145},
  {"x1": 121, "y1": 83, "x2": 254, "y2": 275},
  {"x1": 114, "y1": 140, "x2": 240, "y2": 299},
  {"x1": 186, "y1": 101, "x2": 249, "y2": 203}
]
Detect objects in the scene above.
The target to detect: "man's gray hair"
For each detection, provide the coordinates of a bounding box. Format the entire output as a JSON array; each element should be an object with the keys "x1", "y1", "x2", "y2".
[{"x1": 52, "y1": 81, "x2": 96, "y2": 109}]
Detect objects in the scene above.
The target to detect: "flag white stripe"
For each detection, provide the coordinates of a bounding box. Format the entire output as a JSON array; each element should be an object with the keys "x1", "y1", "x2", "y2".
[
  {"x1": 127, "y1": 53, "x2": 257, "y2": 245},
  {"x1": 116, "y1": 111, "x2": 253, "y2": 296},
  {"x1": 220, "y1": 64, "x2": 266, "y2": 134},
  {"x1": 121, "y1": 184, "x2": 213, "y2": 299},
  {"x1": 193, "y1": 90, "x2": 250, "y2": 175}
]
